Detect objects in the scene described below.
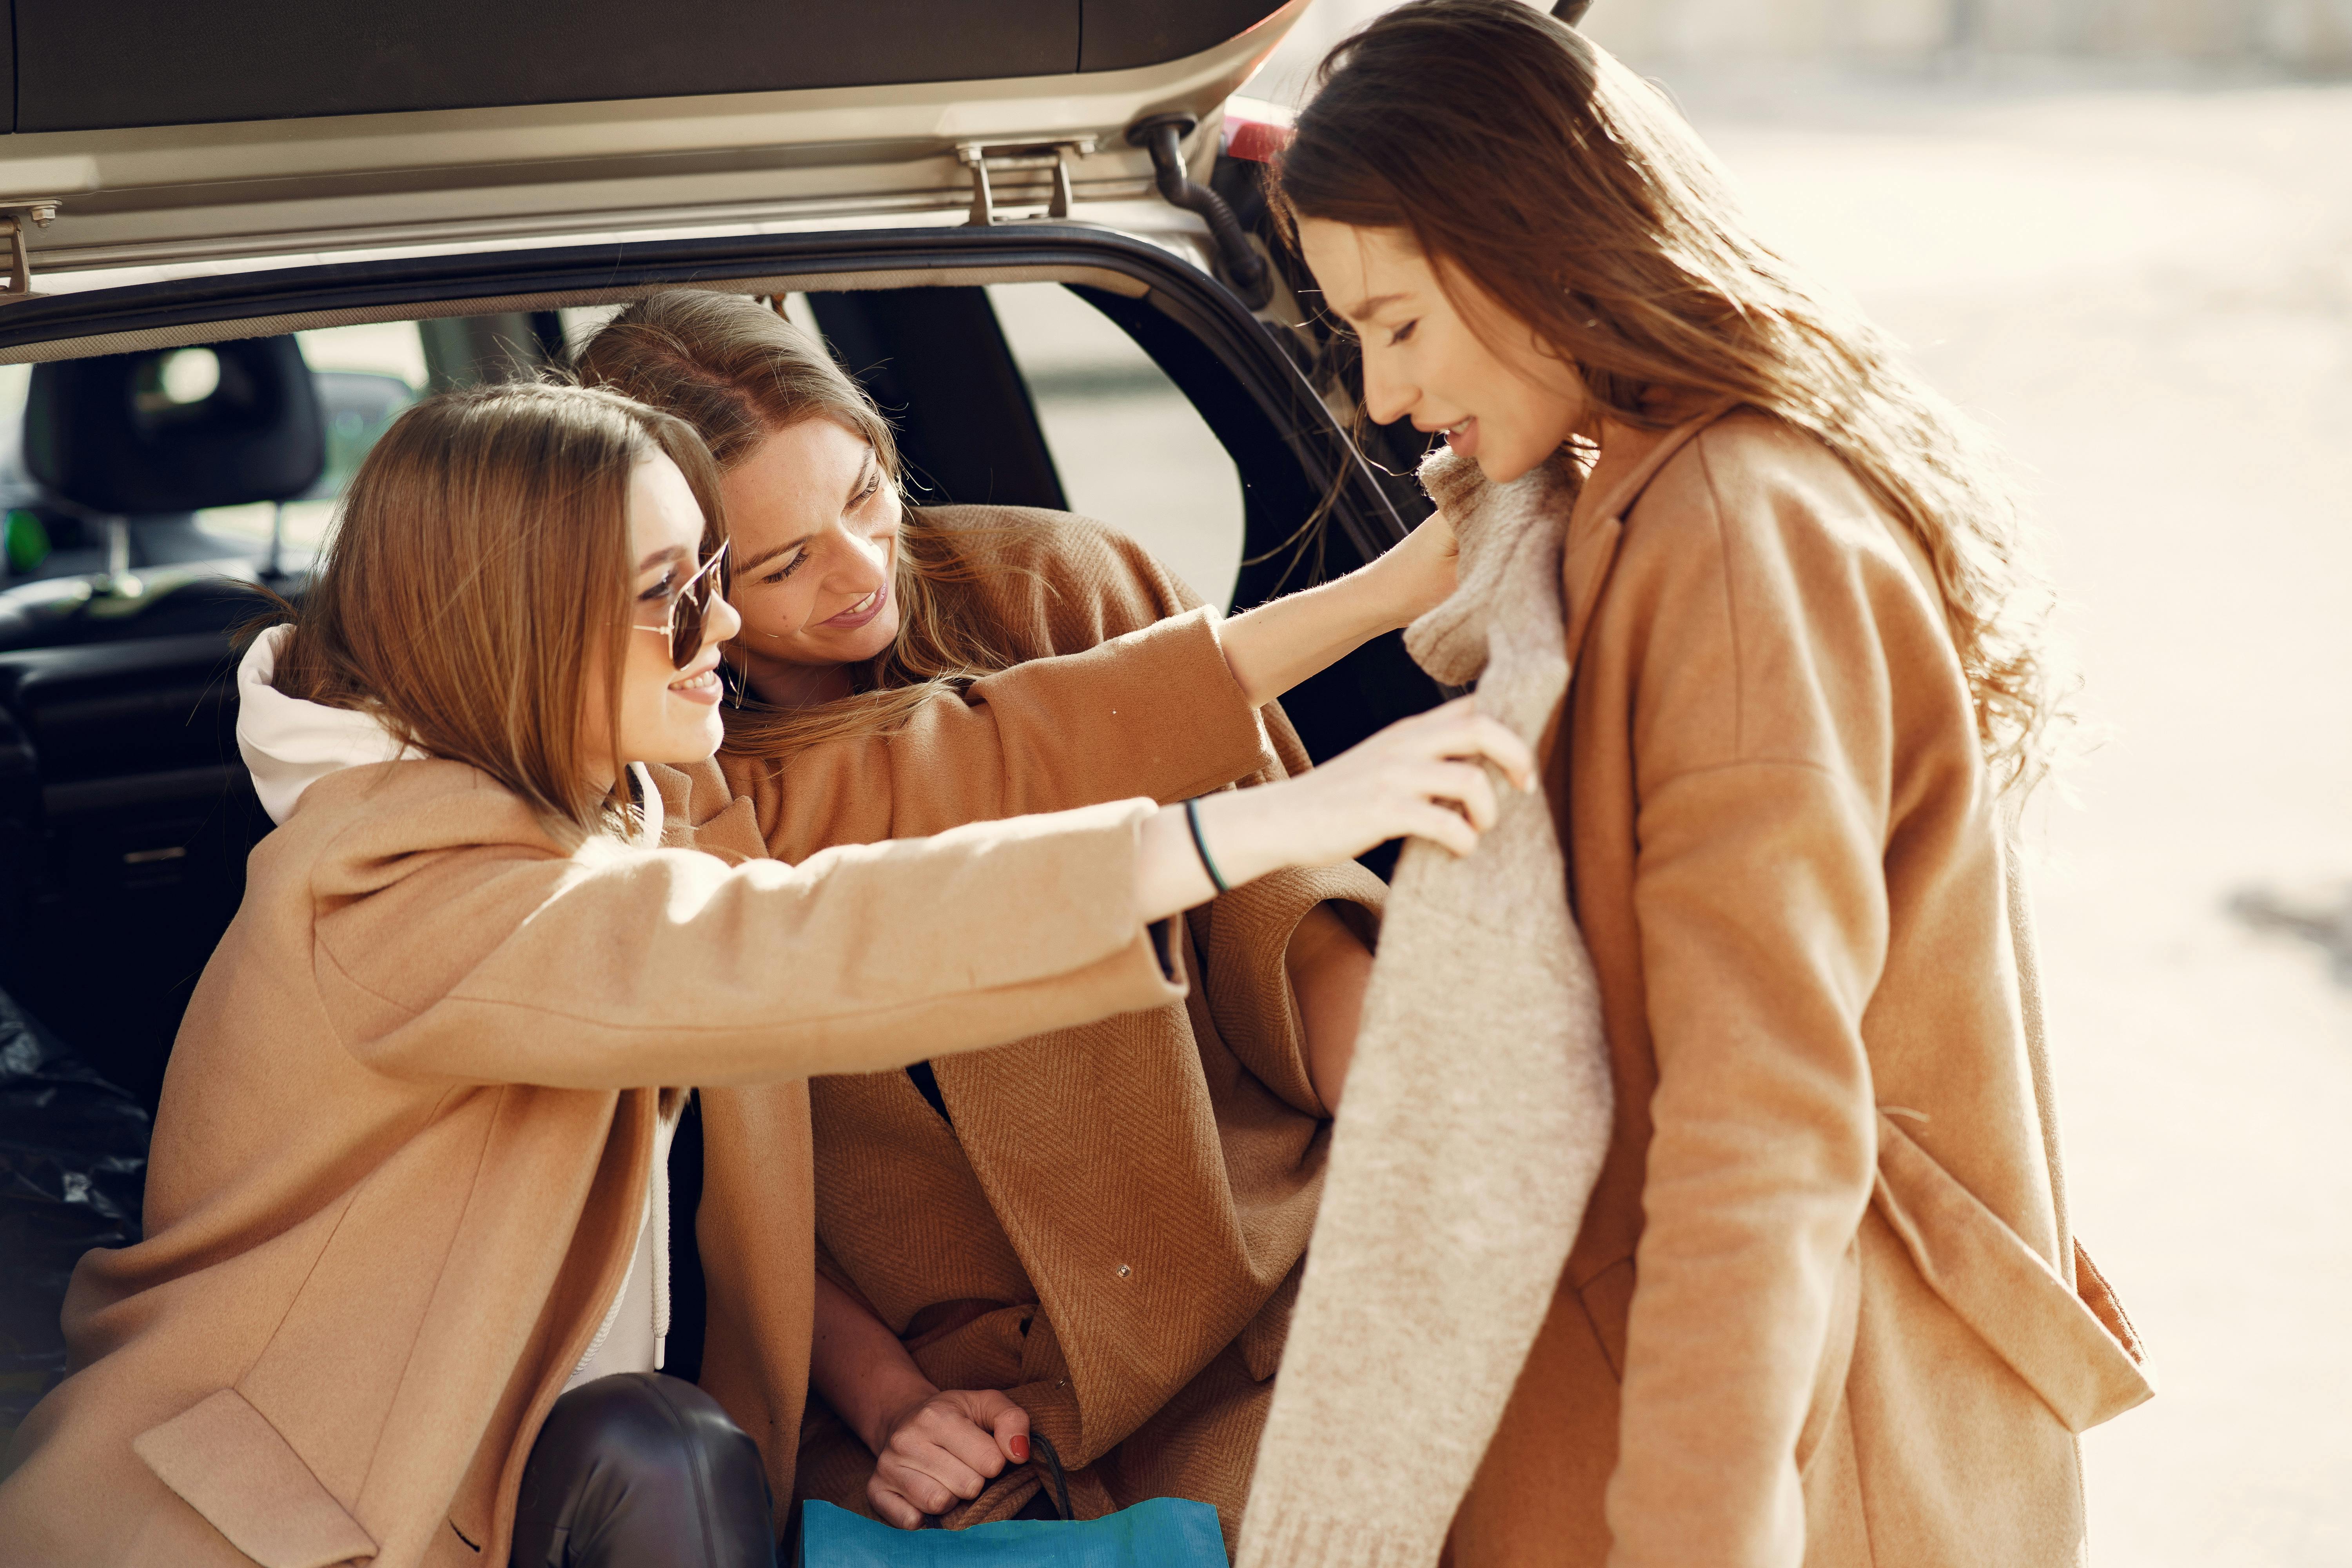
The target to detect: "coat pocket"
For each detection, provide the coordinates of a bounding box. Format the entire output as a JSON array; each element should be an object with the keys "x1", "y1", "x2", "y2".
[
  {"x1": 133, "y1": 1388, "x2": 378, "y2": 1568},
  {"x1": 1869, "y1": 1112, "x2": 2154, "y2": 1432}
]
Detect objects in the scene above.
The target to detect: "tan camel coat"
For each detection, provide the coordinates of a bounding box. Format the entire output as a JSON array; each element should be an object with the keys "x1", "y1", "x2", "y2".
[
  {"x1": 0, "y1": 748, "x2": 1215, "y2": 1568},
  {"x1": 1445, "y1": 409, "x2": 2151, "y2": 1568},
  {"x1": 654, "y1": 526, "x2": 1293, "y2": 1530},
  {"x1": 710, "y1": 511, "x2": 1384, "y2": 1550}
]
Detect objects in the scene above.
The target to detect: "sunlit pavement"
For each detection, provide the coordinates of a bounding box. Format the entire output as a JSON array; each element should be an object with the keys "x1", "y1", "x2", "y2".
[{"x1": 1645, "y1": 63, "x2": 2352, "y2": 1566}]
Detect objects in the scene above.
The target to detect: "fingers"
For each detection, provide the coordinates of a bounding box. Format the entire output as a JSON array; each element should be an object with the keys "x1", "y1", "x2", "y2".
[
  {"x1": 872, "y1": 1441, "x2": 987, "y2": 1518},
  {"x1": 1429, "y1": 758, "x2": 1501, "y2": 832},
  {"x1": 956, "y1": 1388, "x2": 1033, "y2": 1466},
  {"x1": 1393, "y1": 701, "x2": 1537, "y2": 794},
  {"x1": 868, "y1": 1475, "x2": 928, "y2": 1530},
  {"x1": 1460, "y1": 713, "x2": 1537, "y2": 791},
  {"x1": 931, "y1": 1390, "x2": 1020, "y2": 1477},
  {"x1": 1403, "y1": 800, "x2": 1481, "y2": 858},
  {"x1": 869, "y1": 1390, "x2": 1027, "y2": 1529}
]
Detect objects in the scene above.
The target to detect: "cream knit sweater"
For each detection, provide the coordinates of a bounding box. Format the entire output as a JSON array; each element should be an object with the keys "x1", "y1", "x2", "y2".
[{"x1": 1236, "y1": 448, "x2": 1614, "y2": 1567}]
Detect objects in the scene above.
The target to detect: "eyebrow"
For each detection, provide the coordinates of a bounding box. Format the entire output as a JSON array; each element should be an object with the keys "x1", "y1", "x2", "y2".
[
  {"x1": 735, "y1": 451, "x2": 880, "y2": 575},
  {"x1": 1336, "y1": 290, "x2": 1411, "y2": 323},
  {"x1": 634, "y1": 543, "x2": 689, "y2": 575}
]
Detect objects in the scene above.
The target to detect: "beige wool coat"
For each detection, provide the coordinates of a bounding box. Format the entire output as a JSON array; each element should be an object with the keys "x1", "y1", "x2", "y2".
[
  {"x1": 706, "y1": 511, "x2": 1384, "y2": 1550},
  {"x1": 0, "y1": 758, "x2": 1206, "y2": 1568},
  {"x1": 1445, "y1": 408, "x2": 2152, "y2": 1568}
]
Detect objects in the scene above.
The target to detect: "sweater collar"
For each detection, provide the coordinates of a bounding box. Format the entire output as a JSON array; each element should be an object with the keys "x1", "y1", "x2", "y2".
[{"x1": 236, "y1": 625, "x2": 424, "y2": 826}]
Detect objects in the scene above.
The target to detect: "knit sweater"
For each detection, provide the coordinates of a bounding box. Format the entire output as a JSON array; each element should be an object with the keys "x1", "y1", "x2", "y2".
[{"x1": 1236, "y1": 448, "x2": 1615, "y2": 1568}]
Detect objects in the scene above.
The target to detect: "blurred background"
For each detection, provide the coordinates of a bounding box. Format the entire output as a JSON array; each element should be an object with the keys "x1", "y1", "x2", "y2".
[{"x1": 1245, "y1": 1, "x2": 2352, "y2": 1562}]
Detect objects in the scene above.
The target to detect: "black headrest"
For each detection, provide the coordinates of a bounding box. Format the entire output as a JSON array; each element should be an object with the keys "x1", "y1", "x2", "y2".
[{"x1": 24, "y1": 336, "x2": 326, "y2": 515}]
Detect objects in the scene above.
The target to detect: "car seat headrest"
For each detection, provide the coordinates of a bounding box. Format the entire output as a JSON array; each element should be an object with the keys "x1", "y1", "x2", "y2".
[{"x1": 24, "y1": 336, "x2": 326, "y2": 515}]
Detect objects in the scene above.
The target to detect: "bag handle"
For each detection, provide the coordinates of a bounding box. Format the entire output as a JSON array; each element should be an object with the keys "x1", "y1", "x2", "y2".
[{"x1": 1028, "y1": 1433, "x2": 1074, "y2": 1523}]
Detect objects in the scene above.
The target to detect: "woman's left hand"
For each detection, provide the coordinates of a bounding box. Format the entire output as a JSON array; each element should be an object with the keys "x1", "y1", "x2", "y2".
[{"x1": 866, "y1": 1387, "x2": 1032, "y2": 1528}]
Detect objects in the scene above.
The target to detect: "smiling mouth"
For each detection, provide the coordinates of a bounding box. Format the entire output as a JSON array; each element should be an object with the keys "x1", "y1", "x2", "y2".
[
  {"x1": 668, "y1": 665, "x2": 723, "y2": 704},
  {"x1": 823, "y1": 584, "x2": 889, "y2": 630}
]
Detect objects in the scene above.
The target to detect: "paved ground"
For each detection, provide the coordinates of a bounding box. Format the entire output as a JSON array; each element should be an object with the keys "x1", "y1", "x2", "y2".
[{"x1": 1652, "y1": 62, "x2": 2352, "y2": 1566}]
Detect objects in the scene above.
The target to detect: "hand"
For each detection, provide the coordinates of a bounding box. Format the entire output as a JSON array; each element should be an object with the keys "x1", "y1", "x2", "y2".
[
  {"x1": 1370, "y1": 509, "x2": 1461, "y2": 625},
  {"x1": 1220, "y1": 695, "x2": 1532, "y2": 863},
  {"x1": 1137, "y1": 697, "x2": 1537, "y2": 918},
  {"x1": 866, "y1": 1387, "x2": 1032, "y2": 1529}
]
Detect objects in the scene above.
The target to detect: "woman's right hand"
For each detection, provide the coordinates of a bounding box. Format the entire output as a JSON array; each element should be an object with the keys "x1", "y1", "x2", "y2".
[
  {"x1": 1136, "y1": 697, "x2": 1535, "y2": 920},
  {"x1": 866, "y1": 1387, "x2": 1032, "y2": 1529}
]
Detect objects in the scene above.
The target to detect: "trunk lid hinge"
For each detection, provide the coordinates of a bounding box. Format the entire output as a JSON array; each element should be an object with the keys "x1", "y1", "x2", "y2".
[
  {"x1": 0, "y1": 202, "x2": 60, "y2": 298},
  {"x1": 957, "y1": 140, "x2": 1095, "y2": 227}
]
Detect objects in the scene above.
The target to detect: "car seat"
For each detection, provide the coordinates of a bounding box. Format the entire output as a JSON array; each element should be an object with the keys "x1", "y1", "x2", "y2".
[{"x1": 0, "y1": 337, "x2": 322, "y2": 1111}]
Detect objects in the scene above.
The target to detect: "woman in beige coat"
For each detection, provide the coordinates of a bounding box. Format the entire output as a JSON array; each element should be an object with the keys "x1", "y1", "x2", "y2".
[
  {"x1": 579, "y1": 293, "x2": 1408, "y2": 1546},
  {"x1": 0, "y1": 381, "x2": 1531, "y2": 1568},
  {"x1": 1264, "y1": 4, "x2": 2154, "y2": 1565}
]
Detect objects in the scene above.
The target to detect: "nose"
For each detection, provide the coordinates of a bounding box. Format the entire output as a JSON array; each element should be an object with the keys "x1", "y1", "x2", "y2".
[
  {"x1": 704, "y1": 589, "x2": 743, "y2": 650},
  {"x1": 826, "y1": 524, "x2": 889, "y2": 590},
  {"x1": 1358, "y1": 341, "x2": 1417, "y2": 427}
]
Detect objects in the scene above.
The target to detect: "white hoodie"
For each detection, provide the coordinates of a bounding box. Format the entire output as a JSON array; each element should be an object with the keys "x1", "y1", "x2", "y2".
[{"x1": 235, "y1": 624, "x2": 677, "y2": 1388}]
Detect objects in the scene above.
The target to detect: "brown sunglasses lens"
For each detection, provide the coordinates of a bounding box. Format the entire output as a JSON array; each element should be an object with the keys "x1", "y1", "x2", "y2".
[{"x1": 669, "y1": 543, "x2": 728, "y2": 668}]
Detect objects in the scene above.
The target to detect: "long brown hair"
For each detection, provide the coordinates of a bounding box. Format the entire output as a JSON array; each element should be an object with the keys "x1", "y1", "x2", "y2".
[
  {"x1": 265, "y1": 380, "x2": 726, "y2": 834},
  {"x1": 1276, "y1": 0, "x2": 2062, "y2": 789},
  {"x1": 576, "y1": 291, "x2": 1026, "y2": 757}
]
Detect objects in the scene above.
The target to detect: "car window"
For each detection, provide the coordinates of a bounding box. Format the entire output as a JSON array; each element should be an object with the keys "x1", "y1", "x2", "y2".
[{"x1": 987, "y1": 283, "x2": 1246, "y2": 610}]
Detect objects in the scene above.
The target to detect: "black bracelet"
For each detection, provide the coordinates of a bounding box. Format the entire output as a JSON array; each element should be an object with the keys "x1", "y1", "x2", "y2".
[{"x1": 1182, "y1": 796, "x2": 1231, "y2": 895}]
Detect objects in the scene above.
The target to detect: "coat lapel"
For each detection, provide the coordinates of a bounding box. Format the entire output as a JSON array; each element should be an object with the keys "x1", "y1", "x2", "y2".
[{"x1": 1561, "y1": 406, "x2": 1738, "y2": 670}]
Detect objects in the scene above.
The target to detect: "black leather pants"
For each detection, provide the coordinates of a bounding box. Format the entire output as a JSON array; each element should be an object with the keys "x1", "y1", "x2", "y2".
[{"x1": 510, "y1": 1373, "x2": 777, "y2": 1568}]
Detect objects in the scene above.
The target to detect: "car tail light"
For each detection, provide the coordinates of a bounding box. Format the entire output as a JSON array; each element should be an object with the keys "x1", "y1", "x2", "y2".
[{"x1": 1221, "y1": 95, "x2": 1295, "y2": 163}]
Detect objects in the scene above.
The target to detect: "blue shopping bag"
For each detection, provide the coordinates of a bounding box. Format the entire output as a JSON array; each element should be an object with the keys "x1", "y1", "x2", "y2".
[{"x1": 797, "y1": 1437, "x2": 1229, "y2": 1568}]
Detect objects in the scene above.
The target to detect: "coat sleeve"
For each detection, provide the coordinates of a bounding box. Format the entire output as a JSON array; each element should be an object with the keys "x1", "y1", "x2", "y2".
[
  {"x1": 744, "y1": 606, "x2": 1275, "y2": 860},
  {"x1": 1601, "y1": 432, "x2": 1902, "y2": 1568},
  {"x1": 1185, "y1": 860, "x2": 1385, "y2": 1117},
  {"x1": 309, "y1": 799, "x2": 1185, "y2": 1089}
]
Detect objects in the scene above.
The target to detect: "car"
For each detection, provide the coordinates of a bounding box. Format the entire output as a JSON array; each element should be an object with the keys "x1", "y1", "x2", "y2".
[{"x1": 0, "y1": 0, "x2": 1450, "y2": 1430}]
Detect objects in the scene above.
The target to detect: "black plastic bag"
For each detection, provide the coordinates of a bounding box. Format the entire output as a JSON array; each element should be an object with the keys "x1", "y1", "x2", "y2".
[{"x1": 0, "y1": 987, "x2": 150, "y2": 1436}]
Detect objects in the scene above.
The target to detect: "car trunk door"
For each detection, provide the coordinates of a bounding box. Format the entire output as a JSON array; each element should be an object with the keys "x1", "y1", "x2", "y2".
[{"x1": 0, "y1": 0, "x2": 1307, "y2": 276}]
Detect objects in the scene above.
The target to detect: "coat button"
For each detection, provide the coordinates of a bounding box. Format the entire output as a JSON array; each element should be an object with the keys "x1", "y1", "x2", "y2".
[{"x1": 1116, "y1": 1264, "x2": 1132, "y2": 1279}]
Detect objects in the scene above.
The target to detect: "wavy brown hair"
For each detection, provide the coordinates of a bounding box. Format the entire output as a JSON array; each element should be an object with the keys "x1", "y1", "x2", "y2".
[
  {"x1": 262, "y1": 381, "x2": 726, "y2": 834},
  {"x1": 1276, "y1": 0, "x2": 2062, "y2": 789},
  {"x1": 576, "y1": 290, "x2": 1026, "y2": 757}
]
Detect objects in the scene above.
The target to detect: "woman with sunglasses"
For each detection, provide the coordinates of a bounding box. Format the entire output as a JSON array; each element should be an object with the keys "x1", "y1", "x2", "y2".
[
  {"x1": 0, "y1": 381, "x2": 1531, "y2": 1568},
  {"x1": 578, "y1": 293, "x2": 1450, "y2": 1542}
]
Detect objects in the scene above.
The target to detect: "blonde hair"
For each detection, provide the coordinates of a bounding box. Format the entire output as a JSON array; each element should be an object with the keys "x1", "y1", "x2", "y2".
[
  {"x1": 1278, "y1": 0, "x2": 2065, "y2": 789},
  {"x1": 576, "y1": 291, "x2": 1027, "y2": 758},
  {"x1": 264, "y1": 381, "x2": 726, "y2": 833}
]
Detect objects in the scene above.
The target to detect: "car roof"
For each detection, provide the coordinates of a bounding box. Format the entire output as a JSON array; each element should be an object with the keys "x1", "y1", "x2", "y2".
[{"x1": 0, "y1": 0, "x2": 1303, "y2": 286}]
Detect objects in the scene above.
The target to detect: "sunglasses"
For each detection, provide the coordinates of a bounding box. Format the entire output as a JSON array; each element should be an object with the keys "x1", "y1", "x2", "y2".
[{"x1": 632, "y1": 539, "x2": 730, "y2": 669}]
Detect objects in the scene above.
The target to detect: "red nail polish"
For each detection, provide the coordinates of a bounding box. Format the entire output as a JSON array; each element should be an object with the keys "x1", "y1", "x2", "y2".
[{"x1": 1009, "y1": 1435, "x2": 1030, "y2": 1462}]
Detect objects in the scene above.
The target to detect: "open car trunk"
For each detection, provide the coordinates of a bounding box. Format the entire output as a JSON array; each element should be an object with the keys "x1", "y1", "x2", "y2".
[{"x1": 0, "y1": 0, "x2": 1305, "y2": 275}]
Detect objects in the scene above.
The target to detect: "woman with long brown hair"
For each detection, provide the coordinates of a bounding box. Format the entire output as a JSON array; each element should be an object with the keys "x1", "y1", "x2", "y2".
[
  {"x1": 1237, "y1": 4, "x2": 2152, "y2": 1565},
  {"x1": 578, "y1": 292, "x2": 1429, "y2": 1545},
  {"x1": 0, "y1": 379, "x2": 1530, "y2": 1568}
]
